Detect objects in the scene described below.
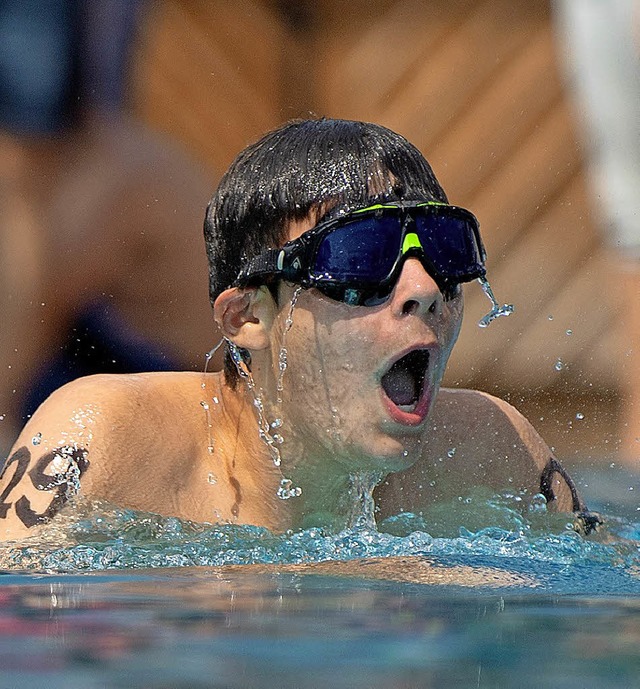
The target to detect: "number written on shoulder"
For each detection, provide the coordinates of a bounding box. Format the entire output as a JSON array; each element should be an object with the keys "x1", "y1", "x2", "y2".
[{"x1": 0, "y1": 445, "x2": 89, "y2": 528}]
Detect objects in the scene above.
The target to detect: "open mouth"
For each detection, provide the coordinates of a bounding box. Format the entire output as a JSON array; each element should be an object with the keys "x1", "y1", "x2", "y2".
[{"x1": 380, "y1": 349, "x2": 430, "y2": 413}]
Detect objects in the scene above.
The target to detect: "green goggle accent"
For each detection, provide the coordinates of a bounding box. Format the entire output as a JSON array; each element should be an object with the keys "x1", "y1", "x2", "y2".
[{"x1": 402, "y1": 231, "x2": 423, "y2": 254}]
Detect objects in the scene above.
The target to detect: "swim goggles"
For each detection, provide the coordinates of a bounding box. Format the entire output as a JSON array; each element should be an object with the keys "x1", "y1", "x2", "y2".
[{"x1": 235, "y1": 201, "x2": 487, "y2": 306}]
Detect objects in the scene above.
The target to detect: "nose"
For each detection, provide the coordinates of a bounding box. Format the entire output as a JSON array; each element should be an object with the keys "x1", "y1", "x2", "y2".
[{"x1": 389, "y1": 257, "x2": 442, "y2": 317}]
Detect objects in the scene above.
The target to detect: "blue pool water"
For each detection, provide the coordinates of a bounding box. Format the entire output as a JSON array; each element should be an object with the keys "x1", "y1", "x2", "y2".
[{"x1": 1, "y1": 465, "x2": 639, "y2": 688}]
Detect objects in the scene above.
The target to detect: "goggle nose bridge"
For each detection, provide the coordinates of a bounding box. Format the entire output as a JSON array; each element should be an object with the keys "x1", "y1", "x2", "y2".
[
  {"x1": 393, "y1": 211, "x2": 433, "y2": 273},
  {"x1": 383, "y1": 216, "x2": 440, "y2": 287}
]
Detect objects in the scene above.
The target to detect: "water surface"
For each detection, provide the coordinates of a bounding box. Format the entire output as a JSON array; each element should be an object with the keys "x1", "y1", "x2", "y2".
[{"x1": 1, "y1": 466, "x2": 639, "y2": 688}]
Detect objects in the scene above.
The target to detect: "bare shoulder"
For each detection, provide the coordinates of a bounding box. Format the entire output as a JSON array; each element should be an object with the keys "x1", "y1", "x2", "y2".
[
  {"x1": 430, "y1": 388, "x2": 551, "y2": 466},
  {"x1": 9, "y1": 371, "x2": 204, "y2": 455},
  {"x1": 376, "y1": 388, "x2": 579, "y2": 515},
  {"x1": 0, "y1": 372, "x2": 205, "y2": 540}
]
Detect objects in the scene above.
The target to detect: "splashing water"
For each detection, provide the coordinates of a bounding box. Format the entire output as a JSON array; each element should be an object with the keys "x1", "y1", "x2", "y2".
[
  {"x1": 251, "y1": 393, "x2": 284, "y2": 468},
  {"x1": 3, "y1": 483, "x2": 639, "y2": 592},
  {"x1": 226, "y1": 291, "x2": 303, "y2": 500},
  {"x1": 346, "y1": 473, "x2": 382, "y2": 530},
  {"x1": 477, "y1": 277, "x2": 514, "y2": 328},
  {"x1": 277, "y1": 478, "x2": 302, "y2": 500}
]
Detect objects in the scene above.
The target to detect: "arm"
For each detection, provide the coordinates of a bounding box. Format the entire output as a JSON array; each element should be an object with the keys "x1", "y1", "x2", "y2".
[
  {"x1": 0, "y1": 372, "x2": 209, "y2": 540},
  {"x1": 0, "y1": 375, "x2": 118, "y2": 541}
]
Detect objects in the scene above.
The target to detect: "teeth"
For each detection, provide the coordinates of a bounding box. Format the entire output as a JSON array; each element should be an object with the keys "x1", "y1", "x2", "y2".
[{"x1": 398, "y1": 403, "x2": 417, "y2": 413}]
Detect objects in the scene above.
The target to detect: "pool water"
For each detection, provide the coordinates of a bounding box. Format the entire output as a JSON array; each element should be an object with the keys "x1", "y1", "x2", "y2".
[{"x1": 1, "y1": 465, "x2": 639, "y2": 688}]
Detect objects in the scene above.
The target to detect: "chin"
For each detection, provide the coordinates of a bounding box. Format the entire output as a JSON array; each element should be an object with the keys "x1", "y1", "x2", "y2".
[{"x1": 343, "y1": 434, "x2": 421, "y2": 475}]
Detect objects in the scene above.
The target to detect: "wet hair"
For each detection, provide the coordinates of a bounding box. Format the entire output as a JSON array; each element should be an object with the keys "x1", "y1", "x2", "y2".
[{"x1": 203, "y1": 118, "x2": 448, "y2": 386}]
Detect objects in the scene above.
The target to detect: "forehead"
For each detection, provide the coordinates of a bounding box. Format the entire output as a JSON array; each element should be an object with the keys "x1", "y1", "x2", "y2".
[{"x1": 283, "y1": 170, "x2": 406, "y2": 244}]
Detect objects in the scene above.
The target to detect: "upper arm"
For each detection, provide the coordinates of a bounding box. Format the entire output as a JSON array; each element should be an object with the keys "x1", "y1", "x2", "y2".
[
  {"x1": 0, "y1": 376, "x2": 116, "y2": 540},
  {"x1": 470, "y1": 391, "x2": 579, "y2": 513},
  {"x1": 0, "y1": 442, "x2": 90, "y2": 540}
]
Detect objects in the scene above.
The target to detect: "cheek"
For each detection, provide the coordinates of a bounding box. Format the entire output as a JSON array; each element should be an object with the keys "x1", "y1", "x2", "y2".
[
  {"x1": 441, "y1": 297, "x2": 463, "y2": 350},
  {"x1": 285, "y1": 311, "x2": 372, "y2": 395},
  {"x1": 278, "y1": 306, "x2": 378, "y2": 430},
  {"x1": 285, "y1": 296, "x2": 376, "y2": 365}
]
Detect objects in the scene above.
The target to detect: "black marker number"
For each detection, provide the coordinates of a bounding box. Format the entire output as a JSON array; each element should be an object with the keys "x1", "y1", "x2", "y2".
[
  {"x1": 15, "y1": 447, "x2": 89, "y2": 527},
  {"x1": 0, "y1": 447, "x2": 30, "y2": 519}
]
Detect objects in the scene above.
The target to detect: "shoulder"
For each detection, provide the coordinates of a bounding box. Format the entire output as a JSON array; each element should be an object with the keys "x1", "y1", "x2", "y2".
[
  {"x1": 432, "y1": 388, "x2": 542, "y2": 444},
  {"x1": 375, "y1": 387, "x2": 580, "y2": 516},
  {"x1": 434, "y1": 387, "x2": 526, "y2": 419},
  {"x1": 24, "y1": 370, "x2": 204, "y2": 418},
  {"x1": 13, "y1": 371, "x2": 208, "y2": 462},
  {"x1": 427, "y1": 387, "x2": 551, "y2": 476},
  {"x1": 12, "y1": 372, "x2": 193, "y2": 436}
]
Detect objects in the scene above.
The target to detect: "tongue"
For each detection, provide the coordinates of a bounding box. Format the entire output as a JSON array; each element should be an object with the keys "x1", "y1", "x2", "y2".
[{"x1": 381, "y1": 367, "x2": 418, "y2": 406}]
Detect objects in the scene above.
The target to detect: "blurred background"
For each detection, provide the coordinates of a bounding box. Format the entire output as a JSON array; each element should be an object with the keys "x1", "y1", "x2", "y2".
[{"x1": 1, "y1": 0, "x2": 638, "y2": 471}]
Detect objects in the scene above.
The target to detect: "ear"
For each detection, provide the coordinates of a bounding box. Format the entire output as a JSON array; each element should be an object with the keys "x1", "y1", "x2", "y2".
[{"x1": 213, "y1": 286, "x2": 274, "y2": 351}]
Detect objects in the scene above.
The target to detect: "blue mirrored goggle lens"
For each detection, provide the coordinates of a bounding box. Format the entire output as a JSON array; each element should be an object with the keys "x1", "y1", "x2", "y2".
[
  {"x1": 310, "y1": 215, "x2": 400, "y2": 282},
  {"x1": 310, "y1": 211, "x2": 482, "y2": 285},
  {"x1": 412, "y1": 213, "x2": 483, "y2": 279}
]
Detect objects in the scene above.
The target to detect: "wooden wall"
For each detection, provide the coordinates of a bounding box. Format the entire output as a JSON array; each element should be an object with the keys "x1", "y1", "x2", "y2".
[{"x1": 131, "y1": 0, "x2": 623, "y2": 456}]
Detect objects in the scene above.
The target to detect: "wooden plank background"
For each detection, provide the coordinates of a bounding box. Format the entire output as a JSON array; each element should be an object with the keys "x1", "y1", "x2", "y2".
[{"x1": 130, "y1": 0, "x2": 624, "y2": 459}]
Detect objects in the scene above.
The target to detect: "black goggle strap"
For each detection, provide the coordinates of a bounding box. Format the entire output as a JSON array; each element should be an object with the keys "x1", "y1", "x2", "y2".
[
  {"x1": 237, "y1": 221, "x2": 329, "y2": 287},
  {"x1": 236, "y1": 248, "x2": 289, "y2": 286}
]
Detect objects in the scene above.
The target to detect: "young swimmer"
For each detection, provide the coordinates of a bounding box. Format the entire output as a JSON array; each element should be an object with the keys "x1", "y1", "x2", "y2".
[{"x1": 0, "y1": 119, "x2": 589, "y2": 541}]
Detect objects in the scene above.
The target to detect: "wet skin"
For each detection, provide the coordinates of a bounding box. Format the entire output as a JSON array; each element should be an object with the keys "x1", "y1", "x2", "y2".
[
  {"x1": 0, "y1": 217, "x2": 579, "y2": 540},
  {"x1": 259, "y1": 217, "x2": 462, "y2": 471},
  {"x1": 265, "y1": 262, "x2": 462, "y2": 491}
]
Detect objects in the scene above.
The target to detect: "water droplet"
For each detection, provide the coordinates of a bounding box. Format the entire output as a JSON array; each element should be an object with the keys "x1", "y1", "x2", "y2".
[
  {"x1": 575, "y1": 412, "x2": 584, "y2": 420},
  {"x1": 273, "y1": 434, "x2": 284, "y2": 444},
  {"x1": 212, "y1": 396, "x2": 219, "y2": 404},
  {"x1": 327, "y1": 426, "x2": 342, "y2": 441},
  {"x1": 566, "y1": 329, "x2": 573, "y2": 336},
  {"x1": 277, "y1": 478, "x2": 302, "y2": 500},
  {"x1": 528, "y1": 493, "x2": 548, "y2": 513},
  {"x1": 548, "y1": 314, "x2": 554, "y2": 321},
  {"x1": 207, "y1": 472, "x2": 217, "y2": 484},
  {"x1": 271, "y1": 418, "x2": 283, "y2": 429},
  {"x1": 402, "y1": 449, "x2": 409, "y2": 457},
  {"x1": 447, "y1": 447, "x2": 457, "y2": 458},
  {"x1": 279, "y1": 353, "x2": 287, "y2": 370},
  {"x1": 200, "y1": 401, "x2": 210, "y2": 411},
  {"x1": 554, "y1": 359, "x2": 564, "y2": 371},
  {"x1": 32, "y1": 433, "x2": 42, "y2": 446}
]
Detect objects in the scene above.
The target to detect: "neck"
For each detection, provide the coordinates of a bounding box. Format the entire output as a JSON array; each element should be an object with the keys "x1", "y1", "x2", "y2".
[
  {"x1": 215, "y1": 374, "x2": 384, "y2": 532},
  {"x1": 250, "y1": 381, "x2": 384, "y2": 531},
  {"x1": 285, "y1": 463, "x2": 383, "y2": 531}
]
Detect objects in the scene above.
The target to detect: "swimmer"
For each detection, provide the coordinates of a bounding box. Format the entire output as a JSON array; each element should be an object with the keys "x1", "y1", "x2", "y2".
[{"x1": 0, "y1": 119, "x2": 590, "y2": 540}]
